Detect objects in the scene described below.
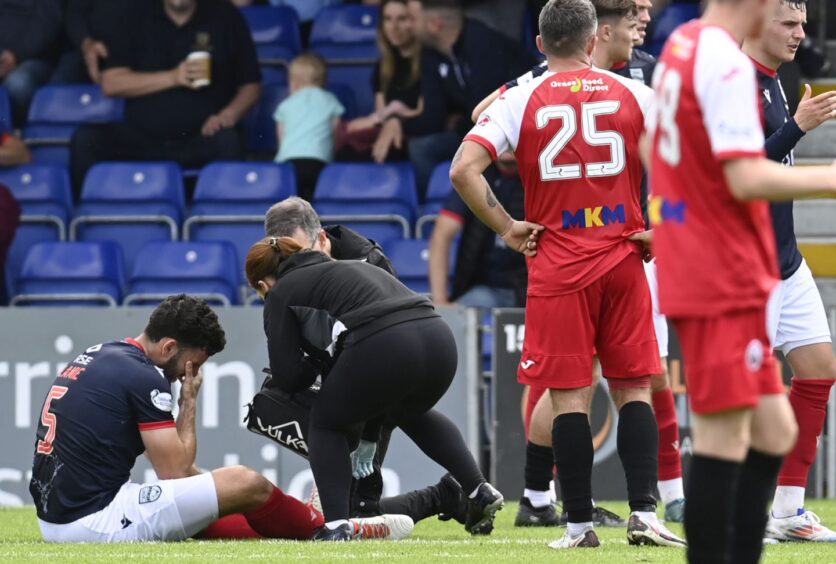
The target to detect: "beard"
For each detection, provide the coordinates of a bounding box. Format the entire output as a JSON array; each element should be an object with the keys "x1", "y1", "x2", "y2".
[
  {"x1": 166, "y1": 0, "x2": 196, "y2": 15},
  {"x1": 161, "y1": 352, "x2": 182, "y2": 383}
]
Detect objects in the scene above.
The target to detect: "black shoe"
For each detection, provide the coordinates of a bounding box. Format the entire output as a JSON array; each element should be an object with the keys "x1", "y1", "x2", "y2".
[
  {"x1": 312, "y1": 523, "x2": 353, "y2": 541},
  {"x1": 514, "y1": 496, "x2": 562, "y2": 527},
  {"x1": 557, "y1": 505, "x2": 627, "y2": 528},
  {"x1": 465, "y1": 482, "x2": 504, "y2": 534},
  {"x1": 436, "y1": 473, "x2": 468, "y2": 525},
  {"x1": 351, "y1": 498, "x2": 382, "y2": 518}
]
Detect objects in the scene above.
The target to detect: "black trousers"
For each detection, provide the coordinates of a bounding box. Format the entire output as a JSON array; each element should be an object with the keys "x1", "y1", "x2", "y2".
[
  {"x1": 69, "y1": 122, "x2": 245, "y2": 199},
  {"x1": 287, "y1": 158, "x2": 326, "y2": 202},
  {"x1": 308, "y1": 317, "x2": 485, "y2": 522}
]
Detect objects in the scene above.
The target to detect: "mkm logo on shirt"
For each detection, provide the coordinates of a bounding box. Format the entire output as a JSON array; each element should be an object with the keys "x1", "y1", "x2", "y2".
[
  {"x1": 562, "y1": 204, "x2": 625, "y2": 229},
  {"x1": 649, "y1": 196, "x2": 687, "y2": 226}
]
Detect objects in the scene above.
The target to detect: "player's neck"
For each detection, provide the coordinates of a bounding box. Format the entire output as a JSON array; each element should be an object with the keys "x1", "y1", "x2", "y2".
[
  {"x1": 742, "y1": 43, "x2": 781, "y2": 73},
  {"x1": 546, "y1": 54, "x2": 592, "y2": 74},
  {"x1": 701, "y1": 6, "x2": 751, "y2": 44},
  {"x1": 591, "y1": 50, "x2": 619, "y2": 70},
  {"x1": 133, "y1": 334, "x2": 152, "y2": 357}
]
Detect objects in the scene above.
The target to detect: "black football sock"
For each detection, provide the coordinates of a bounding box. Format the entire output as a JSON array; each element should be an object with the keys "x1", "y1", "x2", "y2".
[
  {"x1": 553, "y1": 413, "x2": 593, "y2": 524},
  {"x1": 685, "y1": 454, "x2": 741, "y2": 564},
  {"x1": 524, "y1": 441, "x2": 555, "y2": 494},
  {"x1": 617, "y1": 401, "x2": 659, "y2": 513},
  {"x1": 731, "y1": 449, "x2": 783, "y2": 564}
]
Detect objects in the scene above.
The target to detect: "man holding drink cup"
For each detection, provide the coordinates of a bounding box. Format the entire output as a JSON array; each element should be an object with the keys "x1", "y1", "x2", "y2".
[{"x1": 69, "y1": 0, "x2": 262, "y2": 197}]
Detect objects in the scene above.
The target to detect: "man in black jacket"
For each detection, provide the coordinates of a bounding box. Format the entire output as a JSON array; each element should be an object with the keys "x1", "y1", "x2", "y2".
[{"x1": 0, "y1": 0, "x2": 62, "y2": 125}]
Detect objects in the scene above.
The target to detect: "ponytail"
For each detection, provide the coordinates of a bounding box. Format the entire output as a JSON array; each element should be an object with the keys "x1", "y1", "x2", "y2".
[{"x1": 245, "y1": 236, "x2": 305, "y2": 290}]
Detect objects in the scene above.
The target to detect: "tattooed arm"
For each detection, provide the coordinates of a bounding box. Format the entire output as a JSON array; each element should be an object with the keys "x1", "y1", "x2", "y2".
[{"x1": 449, "y1": 141, "x2": 543, "y2": 256}]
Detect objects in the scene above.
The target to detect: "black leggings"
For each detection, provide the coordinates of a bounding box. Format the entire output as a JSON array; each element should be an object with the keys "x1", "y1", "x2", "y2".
[{"x1": 308, "y1": 317, "x2": 485, "y2": 521}]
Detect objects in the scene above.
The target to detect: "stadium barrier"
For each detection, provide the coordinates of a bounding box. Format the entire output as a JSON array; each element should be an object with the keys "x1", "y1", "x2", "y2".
[{"x1": 0, "y1": 306, "x2": 480, "y2": 507}]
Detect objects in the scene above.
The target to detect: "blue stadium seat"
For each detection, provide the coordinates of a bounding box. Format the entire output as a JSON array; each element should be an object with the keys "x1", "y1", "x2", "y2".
[
  {"x1": 384, "y1": 238, "x2": 457, "y2": 295},
  {"x1": 313, "y1": 162, "x2": 417, "y2": 242},
  {"x1": 310, "y1": 5, "x2": 379, "y2": 60},
  {"x1": 124, "y1": 241, "x2": 240, "y2": 307},
  {"x1": 417, "y1": 160, "x2": 454, "y2": 238},
  {"x1": 0, "y1": 164, "x2": 73, "y2": 297},
  {"x1": 260, "y1": 65, "x2": 288, "y2": 86},
  {"x1": 241, "y1": 5, "x2": 302, "y2": 64},
  {"x1": 71, "y1": 162, "x2": 185, "y2": 273},
  {"x1": 310, "y1": 5, "x2": 379, "y2": 116},
  {"x1": 646, "y1": 3, "x2": 701, "y2": 57},
  {"x1": 328, "y1": 82, "x2": 358, "y2": 120},
  {"x1": 23, "y1": 85, "x2": 124, "y2": 165},
  {"x1": 185, "y1": 161, "x2": 297, "y2": 289},
  {"x1": 11, "y1": 241, "x2": 125, "y2": 307},
  {"x1": 0, "y1": 86, "x2": 10, "y2": 132},
  {"x1": 245, "y1": 82, "x2": 288, "y2": 154},
  {"x1": 326, "y1": 64, "x2": 376, "y2": 117}
]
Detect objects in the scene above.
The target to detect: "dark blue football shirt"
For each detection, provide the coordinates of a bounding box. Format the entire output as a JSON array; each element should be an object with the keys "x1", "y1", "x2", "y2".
[
  {"x1": 30, "y1": 339, "x2": 175, "y2": 524},
  {"x1": 753, "y1": 58, "x2": 805, "y2": 280}
]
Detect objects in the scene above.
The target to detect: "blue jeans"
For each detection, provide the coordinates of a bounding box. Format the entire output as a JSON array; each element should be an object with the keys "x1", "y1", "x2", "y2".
[
  {"x1": 456, "y1": 285, "x2": 517, "y2": 310},
  {"x1": 3, "y1": 59, "x2": 53, "y2": 126},
  {"x1": 407, "y1": 131, "x2": 460, "y2": 198}
]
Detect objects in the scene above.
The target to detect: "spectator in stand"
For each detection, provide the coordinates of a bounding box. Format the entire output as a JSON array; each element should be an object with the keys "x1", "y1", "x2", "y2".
[
  {"x1": 428, "y1": 152, "x2": 526, "y2": 309},
  {"x1": 397, "y1": 0, "x2": 536, "y2": 193},
  {"x1": 0, "y1": 183, "x2": 21, "y2": 305},
  {"x1": 0, "y1": 130, "x2": 32, "y2": 167},
  {"x1": 0, "y1": 0, "x2": 63, "y2": 126},
  {"x1": 69, "y1": 0, "x2": 261, "y2": 196},
  {"x1": 343, "y1": 0, "x2": 424, "y2": 163},
  {"x1": 50, "y1": 0, "x2": 127, "y2": 85},
  {"x1": 274, "y1": 54, "x2": 344, "y2": 202}
]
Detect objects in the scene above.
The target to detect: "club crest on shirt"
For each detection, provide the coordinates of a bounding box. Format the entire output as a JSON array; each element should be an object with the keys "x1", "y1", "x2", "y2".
[
  {"x1": 745, "y1": 339, "x2": 764, "y2": 372},
  {"x1": 150, "y1": 389, "x2": 173, "y2": 412},
  {"x1": 138, "y1": 485, "x2": 162, "y2": 504}
]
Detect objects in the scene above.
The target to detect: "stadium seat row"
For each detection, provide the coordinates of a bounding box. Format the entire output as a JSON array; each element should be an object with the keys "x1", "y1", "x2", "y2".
[
  {"x1": 2, "y1": 160, "x2": 456, "y2": 302},
  {"x1": 9, "y1": 235, "x2": 448, "y2": 307}
]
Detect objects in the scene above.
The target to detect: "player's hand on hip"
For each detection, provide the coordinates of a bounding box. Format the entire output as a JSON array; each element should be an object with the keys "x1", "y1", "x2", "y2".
[
  {"x1": 794, "y1": 84, "x2": 836, "y2": 132},
  {"x1": 628, "y1": 229, "x2": 654, "y2": 261},
  {"x1": 351, "y1": 440, "x2": 377, "y2": 479},
  {"x1": 501, "y1": 220, "x2": 544, "y2": 257}
]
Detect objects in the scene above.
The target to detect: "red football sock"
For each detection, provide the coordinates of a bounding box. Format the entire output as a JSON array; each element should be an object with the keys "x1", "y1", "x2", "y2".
[
  {"x1": 243, "y1": 486, "x2": 324, "y2": 539},
  {"x1": 778, "y1": 378, "x2": 834, "y2": 487},
  {"x1": 652, "y1": 388, "x2": 682, "y2": 481},
  {"x1": 194, "y1": 514, "x2": 262, "y2": 539}
]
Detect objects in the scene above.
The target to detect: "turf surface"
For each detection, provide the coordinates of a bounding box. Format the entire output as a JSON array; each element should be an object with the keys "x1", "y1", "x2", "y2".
[{"x1": 3, "y1": 500, "x2": 836, "y2": 562}]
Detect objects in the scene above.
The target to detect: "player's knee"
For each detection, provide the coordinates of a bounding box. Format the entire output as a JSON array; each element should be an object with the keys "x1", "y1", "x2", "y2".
[
  {"x1": 650, "y1": 373, "x2": 668, "y2": 392},
  {"x1": 232, "y1": 466, "x2": 272, "y2": 505}
]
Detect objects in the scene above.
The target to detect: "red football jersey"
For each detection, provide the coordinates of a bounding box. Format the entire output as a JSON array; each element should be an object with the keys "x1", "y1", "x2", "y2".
[
  {"x1": 465, "y1": 66, "x2": 652, "y2": 296},
  {"x1": 647, "y1": 21, "x2": 778, "y2": 317}
]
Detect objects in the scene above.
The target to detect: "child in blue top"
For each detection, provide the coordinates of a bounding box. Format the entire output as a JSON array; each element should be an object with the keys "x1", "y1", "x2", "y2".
[{"x1": 274, "y1": 53, "x2": 344, "y2": 201}]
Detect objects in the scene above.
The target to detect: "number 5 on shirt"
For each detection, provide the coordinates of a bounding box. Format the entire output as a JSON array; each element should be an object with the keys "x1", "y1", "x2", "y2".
[{"x1": 37, "y1": 385, "x2": 69, "y2": 455}]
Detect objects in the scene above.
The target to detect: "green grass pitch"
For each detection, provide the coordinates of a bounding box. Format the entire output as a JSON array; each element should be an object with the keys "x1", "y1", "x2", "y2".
[{"x1": 3, "y1": 500, "x2": 836, "y2": 562}]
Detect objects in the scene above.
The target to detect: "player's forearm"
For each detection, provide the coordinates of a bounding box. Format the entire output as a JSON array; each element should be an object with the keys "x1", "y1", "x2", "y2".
[
  {"x1": 725, "y1": 158, "x2": 836, "y2": 201},
  {"x1": 450, "y1": 168, "x2": 513, "y2": 237},
  {"x1": 764, "y1": 119, "x2": 804, "y2": 163},
  {"x1": 175, "y1": 399, "x2": 198, "y2": 468}
]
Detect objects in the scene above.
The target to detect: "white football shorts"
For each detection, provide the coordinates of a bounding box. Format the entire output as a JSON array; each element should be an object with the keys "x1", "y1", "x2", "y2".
[
  {"x1": 644, "y1": 259, "x2": 669, "y2": 358},
  {"x1": 767, "y1": 259, "x2": 832, "y2": 356},
  {"x1": 38, "y1": 472, "x2": 218, "y2": 543}
]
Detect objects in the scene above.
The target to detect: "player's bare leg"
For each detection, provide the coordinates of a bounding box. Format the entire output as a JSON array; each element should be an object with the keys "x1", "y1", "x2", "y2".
[
  {"x1": 767, "y1": 342, "x2": 836, "y2": 542},
  {"x1": 650, "y1": 362, "x2": 685, "y2": 522}
]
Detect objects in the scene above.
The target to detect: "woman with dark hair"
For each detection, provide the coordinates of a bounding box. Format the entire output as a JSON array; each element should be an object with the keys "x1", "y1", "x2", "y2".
[
  {"x1": 245, "y1": 236, "x2": 503, "y2": 541},
  {"x1": 342, "y1": 0, "x2": 424, "y2": 162}
]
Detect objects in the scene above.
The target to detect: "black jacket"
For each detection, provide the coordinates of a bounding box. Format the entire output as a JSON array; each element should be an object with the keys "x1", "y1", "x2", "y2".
[
  {"x1": 263, "y1": 252, "x2": 437, "y2": 393},
  {"x1": 324, "y1": 225, "x2": 396, "y2": 276}
]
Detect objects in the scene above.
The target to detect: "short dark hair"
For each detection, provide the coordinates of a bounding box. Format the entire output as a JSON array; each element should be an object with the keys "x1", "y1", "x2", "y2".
[
  {"x1": 419, "y1": 0, "x2": 462, "y2": 12},
  {"x1": 592, "y1": 0, "x2": 638, "y2": 22},
  {"x1": 144, "y1": 294, "x2": 226, "y2": 356},
  {"x1": 778, "y1": 0, "x2": 806, "y2": 9},
  {"x1": 539, "y1": 0, "x2": 597, "y2": 58},
  {"x1": 264, "y1": 197, "x2": 322, "y2": 245}
]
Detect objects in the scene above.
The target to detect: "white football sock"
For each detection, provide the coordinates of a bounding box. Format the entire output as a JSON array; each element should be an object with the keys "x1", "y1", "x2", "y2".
[
  {"x1": 772, "y1": 485, "x2": 806, "y2": 519},
  {"x1": 658, "y1": 478, "x2": 685, "y2": 505},
  {"x1": 567, "y1": 521, "x2": 594, "y2": 536},
  {"x1": 633, "y1": 510, "x2": 658, "y2": 524},
  {"x1": 523, "y1": 488, "x2": 552, "y2": 508}
]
